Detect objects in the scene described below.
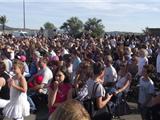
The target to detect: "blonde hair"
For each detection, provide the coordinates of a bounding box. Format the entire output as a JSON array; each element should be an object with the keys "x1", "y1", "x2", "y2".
[
  {"x1": 13, "y1": 60, "x2": 25, "y2": 74},
  {"x1": 139, "y1": 48, "x2": 148, "y2": 57},
  {"x1": 49, "y1": 99, "x2": 91, "y2": 120}
]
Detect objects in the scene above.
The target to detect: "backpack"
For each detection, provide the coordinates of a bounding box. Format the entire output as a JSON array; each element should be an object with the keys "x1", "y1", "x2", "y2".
[
  {"x1": 83, "y1": 83, "x2": 112, "y2": 120},
  {"x1": 74, "y1": 84, "x2": 89, "y2": 102}
]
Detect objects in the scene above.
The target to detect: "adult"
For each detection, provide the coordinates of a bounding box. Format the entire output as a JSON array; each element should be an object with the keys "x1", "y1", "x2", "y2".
[
  {"x1": 104, "y1": 55, "x2": 117, "y2": 87},
  {"x1": 86, "y1": 61, "x2": 113, "y2": 120}
]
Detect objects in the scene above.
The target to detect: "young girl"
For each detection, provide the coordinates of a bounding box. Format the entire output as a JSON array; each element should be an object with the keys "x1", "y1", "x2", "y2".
[
  {"x1": 3, "y1": 60, "x2": 30, "y2": 120},
  {"x1": 48, "y1": 66, "x2": 72, "y2": 115}
]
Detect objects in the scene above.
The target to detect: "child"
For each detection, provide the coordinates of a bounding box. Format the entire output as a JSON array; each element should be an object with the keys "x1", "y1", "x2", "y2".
[
  {"x1": 48, "y1": 66, "x2": 72, "y2": 115},
  {"x1": 138, "y1": 64, "x2": 155, "y2": 120},
  {"x1": 3, "y1": 60, "x2": 30, "y2": 120}
]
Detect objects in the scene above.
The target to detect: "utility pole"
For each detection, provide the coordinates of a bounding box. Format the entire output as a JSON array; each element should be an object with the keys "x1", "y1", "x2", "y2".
[{"x1": 23, "y1": 0, "x2": 26, "y2": 31}]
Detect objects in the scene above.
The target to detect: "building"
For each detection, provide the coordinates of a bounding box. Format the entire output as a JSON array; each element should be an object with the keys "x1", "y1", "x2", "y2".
[{"x1": 147, "y1": 28, "x2": 160, "y2": 36}]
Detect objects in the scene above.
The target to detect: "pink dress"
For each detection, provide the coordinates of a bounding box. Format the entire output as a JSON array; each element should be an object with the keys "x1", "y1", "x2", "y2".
[{"x1": 49, "y1": 83, "x2": 72, "y2": 114}]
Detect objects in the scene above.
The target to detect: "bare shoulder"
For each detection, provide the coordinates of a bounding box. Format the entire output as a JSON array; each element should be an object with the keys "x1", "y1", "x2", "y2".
[{"x1": 19, "y1": 75, "x2": 26, "y2": 81}]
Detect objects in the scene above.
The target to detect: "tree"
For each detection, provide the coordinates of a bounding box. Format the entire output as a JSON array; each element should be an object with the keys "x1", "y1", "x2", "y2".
[
  {"x1": 84, "y1": 18, "x2": 105, "y2": 38},
  {"x1": 60, "y1": 17, "x2": 83, "y2": 38},
  {"x1": 43, "y1": 22, "x2": 56, "y2": 30},
  {"x1": 0, "y1": 15, "x2": 7, "y2": 32}
]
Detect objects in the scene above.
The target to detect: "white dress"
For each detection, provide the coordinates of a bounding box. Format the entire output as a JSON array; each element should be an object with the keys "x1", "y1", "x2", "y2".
[{"x1": 3, "y1": 79, "x2": 30, "y2": 119}]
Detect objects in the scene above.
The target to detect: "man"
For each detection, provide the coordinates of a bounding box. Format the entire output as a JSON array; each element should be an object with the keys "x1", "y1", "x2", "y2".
[
  {"x1": 28, "y1": 57, "x2": 53, "y2": 110},
  {"x1": 29, "y1": 51, "x2": 42, "y2": 77},
  {"x1": 30, "y1": 57, "x2": 53, "y2": 94},
  {"x1": 1, "y1": 54, "x2": 12, "y2": 73},
  {"x1": 104, "y1": 55, "x2": 117, "y2": 87}
]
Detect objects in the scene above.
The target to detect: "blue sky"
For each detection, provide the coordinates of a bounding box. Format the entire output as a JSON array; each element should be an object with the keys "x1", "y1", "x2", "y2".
[{"x1": 0, "y1": 0, "x2": 160, "y2": 32}]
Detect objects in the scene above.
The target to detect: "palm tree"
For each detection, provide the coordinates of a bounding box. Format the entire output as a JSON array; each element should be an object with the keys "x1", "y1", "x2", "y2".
[
  {"x1": 43, "y1": 22, "x2": 56, "y2": 30},
  {"x1": 0, "y1": 15, "x2": 7, "y2": 33},
  {"x1": 61, "y1": 17, "x2": 83, "y2": 38},
  {"x1": 84, "y1": 18, "x2": 105, "y2": 38}
]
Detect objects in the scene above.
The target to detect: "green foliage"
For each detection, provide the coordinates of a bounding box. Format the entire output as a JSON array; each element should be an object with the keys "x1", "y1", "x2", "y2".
[
  {"x1": 84, "y1": 18, "x2": 105, "y2": 38},
  {"x1": 43, "y1": 22, "x2": 56, "y2": 30},
  {"x1": 0, "y1": 15, "x2": 7, "y2": 32},
  {"x1": 60, "y1": 17, "x2": 83, "y2": 38}
]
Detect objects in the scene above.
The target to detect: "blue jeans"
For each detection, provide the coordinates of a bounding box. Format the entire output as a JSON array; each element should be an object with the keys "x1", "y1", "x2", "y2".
[{"x1": 27, "y1": 96, "x2": 37, "y2": 111}]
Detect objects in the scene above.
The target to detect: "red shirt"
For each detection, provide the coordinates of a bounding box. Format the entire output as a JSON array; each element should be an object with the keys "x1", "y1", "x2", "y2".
[{"x1": 49, "y1": 83, "x2": 72, "y2": 114}]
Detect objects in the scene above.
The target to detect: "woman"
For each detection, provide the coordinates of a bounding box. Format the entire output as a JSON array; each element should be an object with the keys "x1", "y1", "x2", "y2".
[
  {"x1": 115, "y1": 63, "x2": 132, "y2": 95},
  {"x1": 86, "y1": 61, "x2": 113, "y2": 120},
  {"x1": 48, "y1": 66, "x2": 72, "y2": 115},
  {"x1": 74, "y1": 61, "x2": 92, "y2": 89},
  {"x1": 73, "y1": 61, "x2": 93, "y2": 101}
]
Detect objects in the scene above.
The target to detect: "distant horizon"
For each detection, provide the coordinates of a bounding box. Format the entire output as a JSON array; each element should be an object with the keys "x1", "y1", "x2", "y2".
[
  {"x1": 0, "y1": 0, "x2": 160, "y2": 33},
  {"x1": 0, "y1": 24, "x2": 146, "y2": 33}
]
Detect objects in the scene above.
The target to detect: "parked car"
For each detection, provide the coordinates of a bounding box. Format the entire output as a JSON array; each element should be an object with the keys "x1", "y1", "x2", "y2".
[{"x1": 12, "y1": 31, "x2": 28, "y2": 39}]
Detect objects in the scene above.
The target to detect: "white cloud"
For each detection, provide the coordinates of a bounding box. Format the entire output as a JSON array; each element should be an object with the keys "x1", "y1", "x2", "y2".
[
  {"x1": 1, "y1": 0, "x2": 160, "y2": 15},
  {"x1": 69, "y1": 0, "x2": 160, "y2": 16}
]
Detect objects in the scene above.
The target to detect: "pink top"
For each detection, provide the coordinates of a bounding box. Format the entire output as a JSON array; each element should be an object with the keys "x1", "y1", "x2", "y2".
[{"x1": 49, "y1": 83, "x2": 72, "y2": 114}]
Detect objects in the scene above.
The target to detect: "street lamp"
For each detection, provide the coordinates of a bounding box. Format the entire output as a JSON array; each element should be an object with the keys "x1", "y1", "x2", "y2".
[{"x1": 23, "y1": 0, "x2": 26, "y2": 31}]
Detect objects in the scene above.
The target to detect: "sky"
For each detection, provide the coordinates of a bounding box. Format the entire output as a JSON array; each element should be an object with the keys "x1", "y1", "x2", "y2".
[{"x1": 0, "y1": 0, "x2": 160, "y2": 32}]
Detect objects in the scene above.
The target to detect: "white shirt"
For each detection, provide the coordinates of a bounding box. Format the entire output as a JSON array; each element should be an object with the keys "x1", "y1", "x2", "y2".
[
  {"x1": 104, "y1": 65, "x2": 117, "y2": 83},
  {"x1": 138, "y1": 77, "x2": 155, "y2": 105},
  {"x1": 41, "y1": 67, "x2": 53, "y2": 85},
  {"x1": 156, "y1": 54, "x2": 160, "y2": 73},
  {"x1": 110, "y1": 39, "x2": 117, "y2": 48},
  {"x1": 137, "y1": 57, "x2": 148, "y2": 75},
  {"x1": 3, "y1": 59, "x2": 12, "y2": 73},
  {"x1": 37, "y1": 67, "x2": 53, "y2": 94},
  {"x1": 50, "y1": 50, "x2": 56, "y2": 57},
  {"x1": 10, "y1": 51, "x2": 15, "y2": 60}
]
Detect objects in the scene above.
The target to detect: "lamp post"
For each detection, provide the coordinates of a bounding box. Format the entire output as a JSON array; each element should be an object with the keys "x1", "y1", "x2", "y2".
[{"x1": 23, "y1": 0, "x2": 26, "y2": 31}]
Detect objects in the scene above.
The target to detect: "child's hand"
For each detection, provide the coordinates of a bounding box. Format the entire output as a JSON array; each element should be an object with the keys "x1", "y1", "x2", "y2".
[
  {"x1": 38, "y1": 88, "x2": 43, "y2": 93},
  {"x1": 53, "y1": 81, "x2": 59, "y2": 91}
]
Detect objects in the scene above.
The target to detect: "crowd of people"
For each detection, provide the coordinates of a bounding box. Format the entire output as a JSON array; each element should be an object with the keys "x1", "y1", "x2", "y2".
[{"x1": 0, "y1": 33, "x2": 160, "y2": 120}]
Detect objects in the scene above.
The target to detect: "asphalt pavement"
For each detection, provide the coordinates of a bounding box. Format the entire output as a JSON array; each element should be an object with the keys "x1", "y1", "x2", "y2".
[{"x1": 3, "y1": 102, "x2": 141, "y2": 120}]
